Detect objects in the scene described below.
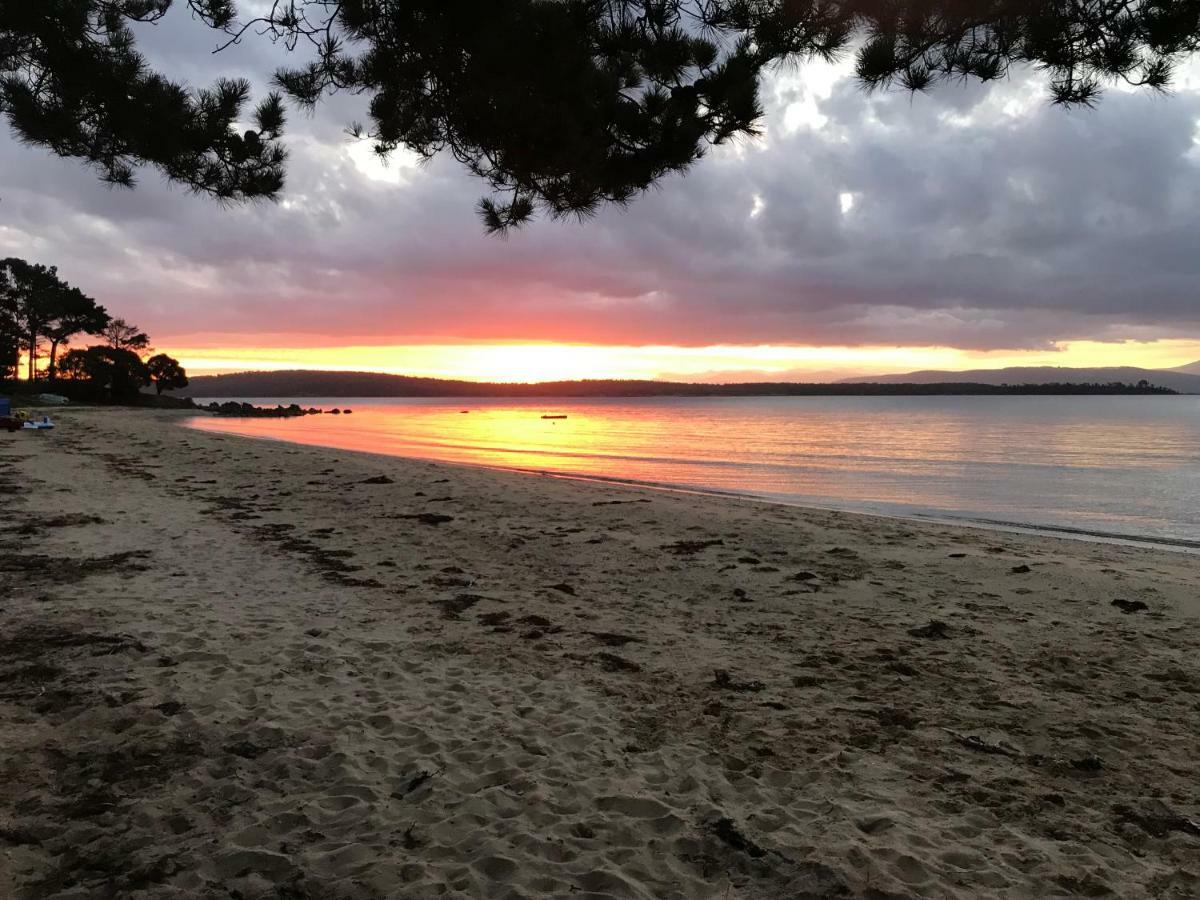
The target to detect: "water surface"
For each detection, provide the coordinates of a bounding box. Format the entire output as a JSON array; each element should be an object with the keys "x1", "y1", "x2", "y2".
[{"x1": 187, "y1": 395, "x2": 1200, "y2": 546}]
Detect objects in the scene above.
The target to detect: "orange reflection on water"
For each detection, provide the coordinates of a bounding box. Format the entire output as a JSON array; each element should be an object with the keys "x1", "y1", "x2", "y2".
[
  {"x1": 188, "y1": 400, "x2": 746, "y2": 486},
  {"x1": 186, "y1": 396, "x2": 1200, "y2": 542}
]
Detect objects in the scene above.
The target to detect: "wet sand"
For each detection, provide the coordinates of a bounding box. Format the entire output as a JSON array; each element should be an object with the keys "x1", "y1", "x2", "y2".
[{"x1": 1, "y1": 407, "x2": 1198, "y2": 898}]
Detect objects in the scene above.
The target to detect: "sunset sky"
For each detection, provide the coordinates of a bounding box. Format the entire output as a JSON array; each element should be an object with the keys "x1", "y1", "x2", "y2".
[{"x1": 4, "y1": 11, "x2": 1200, "y2": 381}]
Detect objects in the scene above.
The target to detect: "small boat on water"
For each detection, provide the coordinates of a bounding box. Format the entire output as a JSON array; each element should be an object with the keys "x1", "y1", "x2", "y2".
[
  {"x1": 541, "y1": 414, "x2": 568, "y2": 420},
  {"x1": 22, "y1": 416, "x2": 55, "y2": 430}
]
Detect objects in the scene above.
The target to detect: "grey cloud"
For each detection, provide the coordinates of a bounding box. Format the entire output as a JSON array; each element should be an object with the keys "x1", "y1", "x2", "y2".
[{"x1": 2, "y1": 8, "x2": 1199, "y2": 350}]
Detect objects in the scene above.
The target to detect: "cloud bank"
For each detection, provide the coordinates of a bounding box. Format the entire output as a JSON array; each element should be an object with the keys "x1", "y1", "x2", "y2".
[{"x1": 2, "y1": 10, "x2": 1199, "y2": 353}]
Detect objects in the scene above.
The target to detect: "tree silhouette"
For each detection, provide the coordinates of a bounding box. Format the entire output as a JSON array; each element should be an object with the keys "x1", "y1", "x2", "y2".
[
  {"x1": 0, "y1": 2, "x2": 286, "y2": 200},
  {"x1": 101, "y1": 318, "x2": 151, "y2": 353},
  {"x1": 147, "y1": 353, "x2": 189, "y2": 394},
  {"x1": 0, "y1": 283, "x2": 19, "y2": 380},
  {"x1": 0, "y1": 257, "x2": 109, "y2": 380},
  {"x1": 59, "y1": 345, "x2": 150, "y2": 400},
  {"x1": 57, "y1": 347, "x2": 92, "y2": 382},
  {"x1": 1, "y1": 258, "x2": 54, "y2": 380},
  {"x1": 44, "y1": 288, "x2": 111, "y2": 380},
  {"x1": 5, "y1": 2, "x2": 1200, "y2": 229}
]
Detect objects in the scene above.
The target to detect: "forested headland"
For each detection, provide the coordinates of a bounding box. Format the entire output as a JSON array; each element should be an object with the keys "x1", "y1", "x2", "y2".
[{"x1": 183, "y1": 370, "x2": 1178, "y2": 398}]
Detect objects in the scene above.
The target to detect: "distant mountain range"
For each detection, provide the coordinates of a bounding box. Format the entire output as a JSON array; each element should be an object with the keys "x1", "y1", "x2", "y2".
[
  {"x1": 181, "y1": 367, "x2": 1190, "y2": 397},
  {"x1": 840, "y1": 364, "x2": 1200, "y2": 393}
]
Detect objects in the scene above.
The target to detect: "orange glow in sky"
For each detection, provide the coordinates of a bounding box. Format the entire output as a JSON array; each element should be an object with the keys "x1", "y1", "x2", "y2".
[{"x1": 161, "y1": 338, "x2": 1200, "y2": 381}]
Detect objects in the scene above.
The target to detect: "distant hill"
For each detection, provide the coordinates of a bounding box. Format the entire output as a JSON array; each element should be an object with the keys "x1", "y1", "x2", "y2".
[
  {"x1": 840, "y1": 365, "x2": 1200, "y2": 393},
  {"x1": 181, "y1": 370, "x2": 1179, "y2": 398}
]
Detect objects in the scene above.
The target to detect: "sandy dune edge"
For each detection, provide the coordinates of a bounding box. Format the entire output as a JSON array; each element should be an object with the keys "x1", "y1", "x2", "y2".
[{"x1": 1, "y1": 408, "x2": 1197, "y2": 898}]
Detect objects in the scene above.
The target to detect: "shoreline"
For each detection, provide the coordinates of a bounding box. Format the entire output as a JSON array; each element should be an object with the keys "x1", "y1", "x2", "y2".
[
  {"x1": 3, "y1": 407, "x2": 1198, "y2": 898},
  {"x1": 183, "y1": 414, "x2": 1200, "y2": 555}
]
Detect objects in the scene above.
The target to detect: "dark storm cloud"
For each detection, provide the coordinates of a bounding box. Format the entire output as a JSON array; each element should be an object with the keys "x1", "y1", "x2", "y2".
[{"x1": 2, "y1": 7, "x2": 1199, "y2": 349}]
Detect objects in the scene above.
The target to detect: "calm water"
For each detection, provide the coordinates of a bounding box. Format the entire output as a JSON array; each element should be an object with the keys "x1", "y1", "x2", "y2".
[{"x1": 187, "y1": 396, "x2": 1200, "y2": 546}]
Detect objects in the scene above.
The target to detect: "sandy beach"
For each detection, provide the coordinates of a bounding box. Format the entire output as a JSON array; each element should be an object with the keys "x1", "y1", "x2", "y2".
[{"x1": 2, "y1": 407, "x2": 1198, "y2": 898}]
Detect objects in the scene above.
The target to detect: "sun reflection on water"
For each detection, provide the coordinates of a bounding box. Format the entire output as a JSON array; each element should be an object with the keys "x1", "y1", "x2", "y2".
[{"x1": 187, "y1": 396, "x2": 1200, "y2": 542}]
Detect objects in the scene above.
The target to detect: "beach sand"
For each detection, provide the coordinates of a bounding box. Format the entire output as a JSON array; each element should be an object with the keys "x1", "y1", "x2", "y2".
[{"x1": 1, "y1": 407, "x2": 1198, "y2": 898}]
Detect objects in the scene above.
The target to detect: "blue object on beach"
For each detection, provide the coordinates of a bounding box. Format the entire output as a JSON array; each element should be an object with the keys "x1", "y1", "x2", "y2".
[{"x1": 0, "y1": 397, "x2": 10, "y2": 417}]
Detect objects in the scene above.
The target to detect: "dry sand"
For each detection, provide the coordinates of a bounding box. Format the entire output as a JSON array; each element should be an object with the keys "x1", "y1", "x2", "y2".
[{"x1": 1, "y1": 407, "x2": 1198, "y2": 899}]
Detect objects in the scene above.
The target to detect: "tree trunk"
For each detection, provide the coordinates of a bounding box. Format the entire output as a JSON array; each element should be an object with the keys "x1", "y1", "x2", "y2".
[
  {"x1": 155, "y1": 381, "x2": 163, "y2": 395},
  {"x1": 47, "y1": 338, "x2": 61, "y2": 382},
  {"x1": 27, "y1": 327, "x2": 36, "y2": 381}
]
